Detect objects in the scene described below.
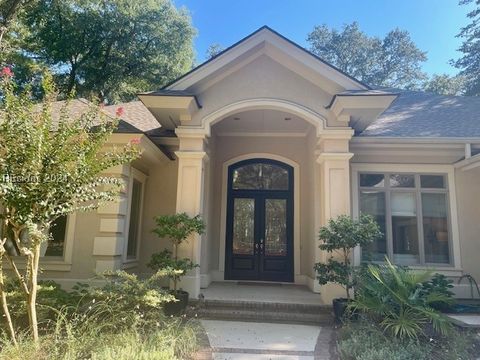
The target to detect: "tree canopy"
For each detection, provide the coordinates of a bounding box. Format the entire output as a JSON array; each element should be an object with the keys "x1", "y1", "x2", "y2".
[
  {"x1": 206, "y1": 43, "x2": 225, "y2": 59},
  {"x1": 307, "y1": 22, "x2": 428, "y2": 89},
  {"x1": 423, "y1": 74, "x2": 466, "y2": 96},
  {"x1": 453, "y1": 0, "x2": 480, "y2": 96},
  {"x1": 2, "y1": 0, "x2": 195, "y2": 103}
]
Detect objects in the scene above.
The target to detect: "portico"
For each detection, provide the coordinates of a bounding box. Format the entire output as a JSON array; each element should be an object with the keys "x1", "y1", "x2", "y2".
[{"x1": 138, "y1": 26, "x2": 396, "y2": 302}]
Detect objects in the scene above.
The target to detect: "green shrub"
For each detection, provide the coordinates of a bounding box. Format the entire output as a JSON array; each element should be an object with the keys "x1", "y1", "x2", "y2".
[
  {"x1": 151, "y1": 213, "x2": 205, "y2": 293},
  {"x1": 314, "y1": 214, "x2": 382, "y2": 299},
  {"x1": 338, "y1": 320, "x2": 477, "y2": 360},
  {"x1": 72, "y1": 271, "x2": 174, "y2": 316},
  {"x1": 420, "y1": 274, "x2": 455, "y2": 312},
  {"x1": 351, "y1": 259, "x2": 453, "y2": 339}
]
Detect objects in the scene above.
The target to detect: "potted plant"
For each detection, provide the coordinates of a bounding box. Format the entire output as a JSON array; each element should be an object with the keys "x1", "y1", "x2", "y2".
[
  {"x1": 314, "y1": 214, "x2": 381, "y2": 322},
  {"x1": 149, "y1": 213, "x2": 205, "y2": 316}
]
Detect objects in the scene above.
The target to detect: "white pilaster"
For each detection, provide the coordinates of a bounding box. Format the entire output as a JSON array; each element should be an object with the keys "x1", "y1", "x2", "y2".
[
  {"x1": 174, "y1": 130, "x2": 208, "y2": 298},
  {"x1": 313, "y1": 131, "x2": 354, "y2": 301}
]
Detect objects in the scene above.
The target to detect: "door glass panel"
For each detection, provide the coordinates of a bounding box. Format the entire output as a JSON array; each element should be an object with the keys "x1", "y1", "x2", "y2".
[
  {"x1": 391, "y1": 192, "x2": 419, "y2": 265},
  {"x1": 232, "y1": 198, "x2": 255, "y2": 255},
  {"x1": 232, "y1": 163, "x2": 288, "y2": 190},
  {"x1": 422, "y1": 193, "x2": 450, "y2": 264},
  {"x1": 265, "y1": 199, "x2": 287, "y2": 256}
]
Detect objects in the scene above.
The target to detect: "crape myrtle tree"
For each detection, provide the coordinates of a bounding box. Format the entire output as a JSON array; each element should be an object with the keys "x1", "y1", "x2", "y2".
[{"x1": 0, "y1": 68, "x2": 139, "y2": 344}]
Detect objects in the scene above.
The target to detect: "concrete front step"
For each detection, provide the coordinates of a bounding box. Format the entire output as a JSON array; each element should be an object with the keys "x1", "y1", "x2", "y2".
[{"x1": 190, "y1": 299, "x2": 333, "y2": 325}]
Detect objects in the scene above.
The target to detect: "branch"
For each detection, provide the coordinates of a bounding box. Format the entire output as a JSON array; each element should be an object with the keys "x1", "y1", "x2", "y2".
[{"x1": 4, "y1": 252, "x2": 29, "y2": 295}]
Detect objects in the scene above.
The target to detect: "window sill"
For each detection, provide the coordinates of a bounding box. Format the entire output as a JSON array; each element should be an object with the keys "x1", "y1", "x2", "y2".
[
  {"x1": 5, "y1": 258, "x2": 72, "y2": 272},
  {"x1": 408, "y1": 266, "x2": 463, "y2": 277},
  {"x1": 122, "y1": 260, "x2": 139, "y2": 270}
]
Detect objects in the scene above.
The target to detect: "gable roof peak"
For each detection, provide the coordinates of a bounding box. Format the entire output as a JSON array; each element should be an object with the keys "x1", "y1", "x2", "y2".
[{"x1": 162, "y1": 25, "x2": 370, "y2": 92}]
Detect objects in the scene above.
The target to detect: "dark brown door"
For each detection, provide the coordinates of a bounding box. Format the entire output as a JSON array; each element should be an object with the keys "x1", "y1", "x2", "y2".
[{"x1": 225, "y1": 159, "x2": 293, "y2": 282}]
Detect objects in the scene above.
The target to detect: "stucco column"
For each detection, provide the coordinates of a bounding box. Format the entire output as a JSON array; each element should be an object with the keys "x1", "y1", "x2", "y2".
[
  {"x1": 312, "y1": 131, "x2": 354, "y2": 302},
  {"x1": 94, "y1": 164, "x2": 130, "y2": 273},
  {"x1": 174, "y1": 129, "x2": 208, "y2": 298}
]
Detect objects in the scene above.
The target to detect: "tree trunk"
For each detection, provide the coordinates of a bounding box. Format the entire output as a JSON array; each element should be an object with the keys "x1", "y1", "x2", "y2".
[
  {"x1": 0, "y1": 264, "x2": 17, "y2": 345},
  {"x1": 26, "y1": 244, "x2": 40, "y2": 342},
  {"x1": 66, "y1": 64, "x2": 77, "y2": 96},
  {"x1": 173, "y1": 243, "x2": 178, "y2": 292}
]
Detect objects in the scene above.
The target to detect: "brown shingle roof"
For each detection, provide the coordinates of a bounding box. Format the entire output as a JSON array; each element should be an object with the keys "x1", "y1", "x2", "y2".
[{"x1": 104, "y1": 101, "x2": 161, "y2": 134}]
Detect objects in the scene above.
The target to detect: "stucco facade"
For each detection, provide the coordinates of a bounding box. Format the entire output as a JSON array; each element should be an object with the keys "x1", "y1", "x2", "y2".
[{"x1": 35, "y1": 27, "x2": 480, "y2": 303}]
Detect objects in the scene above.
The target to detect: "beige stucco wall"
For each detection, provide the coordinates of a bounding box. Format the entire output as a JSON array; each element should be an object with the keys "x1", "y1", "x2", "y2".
[
  {"x1": 36, "y1": 136, "x2": 177, "y2": 286},
  {"x1": 136, "y1": 160, "x2": 178, "y2": 274},
  {"x1": 187, "y1": 55, "x2": 337, "y2": 127},
  {"x1": 455, "y1": 166, "x2": 480, "y2": 284}
]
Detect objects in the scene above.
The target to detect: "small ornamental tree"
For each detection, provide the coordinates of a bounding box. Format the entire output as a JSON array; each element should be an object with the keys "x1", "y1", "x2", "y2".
[
  {"x1": 0, "y1": 68, "x2": 139, "y2": 343},
  {"x1": 314, "y1": 214, "x2": 382, "y2": 300},
  {"x1": 149, "y1": 213, "x2": 205, "y2": 294}
]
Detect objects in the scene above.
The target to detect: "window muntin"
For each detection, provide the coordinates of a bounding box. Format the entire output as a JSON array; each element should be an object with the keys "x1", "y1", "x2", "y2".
[
  {"x1": 359, "y1": 172, "x2": 451, "y2": 266},
  {"x1": 126, "y1": 178, "x2": 143, "y2": 260}
]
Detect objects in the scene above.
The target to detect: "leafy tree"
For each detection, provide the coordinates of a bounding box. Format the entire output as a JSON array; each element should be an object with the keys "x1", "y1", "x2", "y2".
[
  {"x1": 0, "y1": 68, "x2": 139, "y2": 343},
  {"x1": 307, "y1": 22, "x2": 428, "y2": 89},
  {"x1": 206, "y1": 43, "x2": 225, "y2": 59},
  {"x1": 423, "y1": 73, "x2": 466, "y2": 96},
  {"x1": 0, "y1": 0, "x2": 43, "y2": 92},
  {"x1": 150, "y1": 213, "x2": 205, "y2": 293},
  {"x1": 0, "y1": 0, "x2": 27, "y2": 53},
  {"x1": 314, "y1": 214, "x2": 382, "y2": 300},
  {"x1": 22, "y1": 0, "x2": 195, "y2": 103},
  {"x1": 453, "y1": 0, "x2": 480, "y2": 96}
]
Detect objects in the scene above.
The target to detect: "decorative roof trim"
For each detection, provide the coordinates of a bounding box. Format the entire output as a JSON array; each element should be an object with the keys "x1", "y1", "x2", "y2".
[{"x1": 161, "y1": 25, "x2": 371, "y2": 91}]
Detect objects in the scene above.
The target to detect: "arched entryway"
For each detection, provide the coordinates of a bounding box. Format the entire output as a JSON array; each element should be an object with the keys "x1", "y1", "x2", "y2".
[{"x1": 225, "y1": 158, "x2": 294, "y2": 282}]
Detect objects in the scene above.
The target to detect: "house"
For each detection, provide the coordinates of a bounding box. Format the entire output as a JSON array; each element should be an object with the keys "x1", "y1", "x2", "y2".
[{"x1": 30, "y1": 26, "x2": 480, "y2": 303}]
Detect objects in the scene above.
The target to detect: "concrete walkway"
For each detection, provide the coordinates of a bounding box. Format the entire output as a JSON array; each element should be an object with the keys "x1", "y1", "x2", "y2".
[{"x1": 198, "y1": 319, "x2": 335, "y2": 360}]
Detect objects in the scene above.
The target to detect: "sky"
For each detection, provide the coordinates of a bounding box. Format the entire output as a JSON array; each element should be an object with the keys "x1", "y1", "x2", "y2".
[{"x1": 174, "y1": 0, "x2": 474, "y2": 76}]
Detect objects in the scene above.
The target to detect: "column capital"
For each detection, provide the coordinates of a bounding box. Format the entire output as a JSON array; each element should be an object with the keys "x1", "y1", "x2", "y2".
[
  {"x1": 174, "y1": 151, "x2": 208, "y2": 161},
  {"x1": 316, "y1": 129, "x2": 354, "y2": 143},
  {"x1": 316, "y1": 152, "x2": 354, "y2": 164},
  {"x1": 175, "y1": 126, "x2": 208, "y2": 139}
]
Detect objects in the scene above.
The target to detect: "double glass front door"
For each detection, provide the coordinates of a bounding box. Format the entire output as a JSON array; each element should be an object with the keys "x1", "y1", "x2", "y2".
[{"x1": 225, "y1": 159, "x2": 293, "y2": 282}]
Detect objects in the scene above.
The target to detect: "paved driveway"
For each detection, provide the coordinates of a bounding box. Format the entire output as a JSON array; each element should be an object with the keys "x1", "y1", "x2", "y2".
[{"x1": 199, "y1": 320, "x2": 335, "y2": 360}]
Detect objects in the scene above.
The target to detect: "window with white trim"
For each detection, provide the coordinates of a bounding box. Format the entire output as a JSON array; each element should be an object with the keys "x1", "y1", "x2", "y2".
[
  {"x1": 125, "y1": 169, "x2": 146, "y2": 261},
  {"x1": 359, "y1": 173, "x2": 451, "y2": 266}
]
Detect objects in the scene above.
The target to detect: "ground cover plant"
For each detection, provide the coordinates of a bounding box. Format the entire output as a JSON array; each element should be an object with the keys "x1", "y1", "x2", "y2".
[
  {"x1": 0, "y1": 272, "x2": 200, "y2": 360},
  {"x1": 338, "y1": 259, "x2": 480, "y2": 359}
]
